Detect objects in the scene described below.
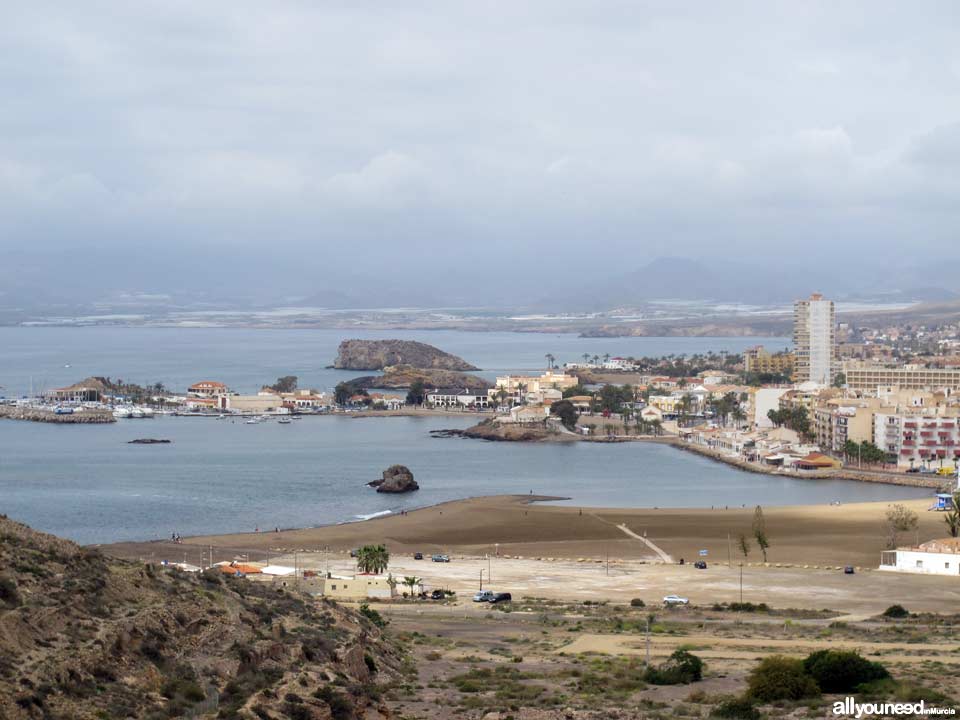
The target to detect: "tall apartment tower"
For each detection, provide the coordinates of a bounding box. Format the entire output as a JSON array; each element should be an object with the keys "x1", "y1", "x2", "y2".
[{"x1": 793, "y1": 293, "x2": 837, "y2": 385}]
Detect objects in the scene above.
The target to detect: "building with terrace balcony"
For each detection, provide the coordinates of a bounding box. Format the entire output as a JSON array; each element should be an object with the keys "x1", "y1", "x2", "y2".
[{"x1": 873, "y1": 411, "x2": 960, "y2": 468}]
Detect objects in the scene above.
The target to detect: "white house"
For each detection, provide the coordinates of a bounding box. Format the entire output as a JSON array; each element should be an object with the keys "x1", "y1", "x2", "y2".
[{"x1": 880, "y1": 538, "x2": 960, "y2": 576}]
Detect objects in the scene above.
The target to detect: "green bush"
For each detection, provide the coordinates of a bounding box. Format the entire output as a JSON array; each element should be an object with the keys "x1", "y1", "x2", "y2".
[
  {"x1": 630, "y1": 598, "x2": 645, "y2": 607},
  {"x1": 358, "y1": 603, "x2": 386, "y2": 628},
  {"x1": 746, "y1": 656, "x2": 820, "y2": 701},
  {"x1": 711, "y1": 696, "x2": 761, "y2": 719},
  {"x1": 882, "y1": 604, "x2": 909, "y2": 619},
  {"x1": 803, "y1": 650, "x2": 889, "y2": 693},
  {"x1": 643, "y1": 649, "x2": 704, "y2": 685}
]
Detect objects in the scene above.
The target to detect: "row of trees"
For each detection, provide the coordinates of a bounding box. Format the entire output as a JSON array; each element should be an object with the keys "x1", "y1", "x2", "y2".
[{"x1": 766, "y1": 406, "x2": 810, "y2": 436}]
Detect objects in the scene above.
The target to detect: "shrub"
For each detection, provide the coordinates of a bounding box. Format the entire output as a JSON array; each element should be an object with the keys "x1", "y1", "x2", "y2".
[
  {"x1": 0, "y1": 576, "x2": 21, "y2": 608},
  {"x1": 883, "y1": 604, "x2": 909, "y2": 619},
  {"x1": 803, "y1": 650, "x2": 889, "y2": 693},
  {"x1": 643, "y1": 649, "x2": 704, "y2": 685},
  {"x1": 630, "y1": 598, "x2": 646, "y2": 607},
  {"x1": 313, "y1": 686, "x2": 353, "y2": 720},
  {"x1": 746, "y1": 656, "x2": 820, "y2": 701},
  {"x1": 711, "y1": 696, "x2": 761, "y2": 719},
  {"x1": 358, "y1": 603, "x2": 386, "y2": 628}
]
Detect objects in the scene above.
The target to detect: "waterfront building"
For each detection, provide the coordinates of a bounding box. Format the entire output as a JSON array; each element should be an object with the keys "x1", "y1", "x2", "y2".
[
  {"x1": 744, "y1": 346, "x2": 795, "y2": 376},
  {"x1": 873, "y1": 410, "x2": 960, "y2": 467},
  {"x1": 489, "y1": 371, "x2": 578, "y2": 405},
  {"x1": 880, "y1": 538, "x2": 960, "y2": 576},
  {"x1": 49, "y1": 377, "x2": 110, "y2": 403},
  {"x1": 793, "y1": 293, "x2": 837, "y2": 385},
  {"x1": 842, "y1": 361, "x2": 960, "y2": 393},
  {"x1": 426, "y1": 387, "x2": 490, "y2": 409},
  {"x1": 187, "y1": 381, "x2": 229, "y2": 398},
  {"x1": 813, "y1": 397, "x2": 885, "y2": 452}
]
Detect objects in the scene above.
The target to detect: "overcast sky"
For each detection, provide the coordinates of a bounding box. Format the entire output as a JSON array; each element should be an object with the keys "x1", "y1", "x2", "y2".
[{"x1": 3, "y1": 2, "x2": 960, "y2": 305}]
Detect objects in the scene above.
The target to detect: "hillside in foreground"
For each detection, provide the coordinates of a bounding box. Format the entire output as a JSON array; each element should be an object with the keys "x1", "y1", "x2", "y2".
[{"x1": 0, "y1": 515, "x2": 402, "y2": 720}]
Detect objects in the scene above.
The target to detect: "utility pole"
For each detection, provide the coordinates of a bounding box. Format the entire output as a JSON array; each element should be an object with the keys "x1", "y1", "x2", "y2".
[
  {"x1": 726, "y1": 533, "x2": 731, "y2": 566},
  {"x1": 479, "y1": 569, "x2": 484, "y2": 591},
  {"x1": 487, "y1": 554, "x2": 492, "y2": 584},
  {"x1": 739, "y1": 563, "x2": 743, "y2": 605}
]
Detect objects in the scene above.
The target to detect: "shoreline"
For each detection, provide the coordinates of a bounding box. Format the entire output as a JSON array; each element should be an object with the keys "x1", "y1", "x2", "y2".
[{"x1": 101, "y1": 493, "x2": 945, "y2": 570}]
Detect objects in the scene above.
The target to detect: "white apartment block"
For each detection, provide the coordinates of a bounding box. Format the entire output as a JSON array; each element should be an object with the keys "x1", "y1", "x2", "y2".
[{"x1": 793, "y1": 293, "x2": 837, "y2": 386}]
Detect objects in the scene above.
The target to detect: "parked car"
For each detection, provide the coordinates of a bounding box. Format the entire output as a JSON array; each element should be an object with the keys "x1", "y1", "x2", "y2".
[
  {"x1": 430, "y1": 589, "x2": 445, "y2": 600},
  {"x1": 413, "y1": 552, "x2": 423, "y2": 560},
  {"x1": 844, "y1": 565, "x2": 855, "y2": 574},
  {"x1": 694, "y1": 560, "x2": 707, "y2": 569},
  {"x1": 473, "y1": 590, "x2": 495, "y2": 602},
  {"x1": 906, "y1": 467, "x2": 921, "y2": 474},
  {"x1": 431, "y1": 554, "x2": 450, "y2": 563},
  {"x1": 490, "y1": 592, "x2": 512, "y2": 604},
  {"x1": 663, "y1": 595, "x2": 689, "y2": 605},
  {"x1": 349, "y1": 548, "x2": 358, "y2": 558}
]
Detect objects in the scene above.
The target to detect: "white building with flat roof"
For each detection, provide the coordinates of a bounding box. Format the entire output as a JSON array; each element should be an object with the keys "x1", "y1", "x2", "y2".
[{"x1": 880, "y1": 538, "x2": 960, "y2": 576}]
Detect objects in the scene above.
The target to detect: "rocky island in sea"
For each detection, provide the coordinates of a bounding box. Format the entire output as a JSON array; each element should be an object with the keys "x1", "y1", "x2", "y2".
[
  {"x1": 333, "y1": 339, "x2": 480, "y2": 371},
  {"x1": 368, "y1": 464, "x2": 420, "y2": 493}
]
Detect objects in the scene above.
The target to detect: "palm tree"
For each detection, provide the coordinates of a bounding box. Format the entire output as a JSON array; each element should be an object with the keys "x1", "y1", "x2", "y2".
[
  {"x1": 731, "y1": 405, "x2": 746, "y2": 428},
  {"x1": 516, "y1": 382, "x2": 527, "y2": 406},
  {"x1": 603, "y1": 353, "x2": 610, "y2": 364},
  {"x1": 496, "y1": 386, "x2": 509, "y2": 408},
  {"x1": 402, "y1": 575, "x2": 422, "y2": 598},
  {"x1": 545, "y1": 353, "x2": 555, "y2": 370},
  {"x1": 582, "y1": 353, "x2": 590, "y2": 364},
  {"x1": 357, "y1": 544, "x2": 390, "y2": 574}
]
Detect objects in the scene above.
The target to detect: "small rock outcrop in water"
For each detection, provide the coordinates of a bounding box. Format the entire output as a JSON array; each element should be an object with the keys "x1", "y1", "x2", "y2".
[
  {"x1": 334, "y1": 339, "x2": 479, "y2": 371},
  {"x1": 127, "y1": 438, "x2": 172, "y2": 444},
  {"x1": 368, "y1": 464, "x2": 420, "y2": 493}
]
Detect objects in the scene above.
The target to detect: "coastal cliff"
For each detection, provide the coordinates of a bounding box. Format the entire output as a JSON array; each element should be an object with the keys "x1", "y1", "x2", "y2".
[{"x1": 334, "y1": 339, "x2": 479, "y2": 371}]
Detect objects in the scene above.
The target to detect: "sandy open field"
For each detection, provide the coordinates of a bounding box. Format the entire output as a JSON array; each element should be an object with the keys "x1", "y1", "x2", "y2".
[{"x1": 103, "y1": 493, "x2": 960, "y2": 615}]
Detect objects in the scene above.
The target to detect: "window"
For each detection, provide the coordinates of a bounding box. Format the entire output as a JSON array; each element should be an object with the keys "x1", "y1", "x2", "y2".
[{"x1": 916, "y1": 560, "x2": 923, "y2": 568}]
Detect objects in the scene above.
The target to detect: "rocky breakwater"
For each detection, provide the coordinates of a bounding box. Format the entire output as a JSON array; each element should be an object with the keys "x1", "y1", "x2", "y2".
[
  {"x1": 333, "y1": 338, "x2": 480, "y2": 371},
  {"x1": 0, "y1": 405, "x2": 115, "y2": 424},
  {"x1": 368, "y1": 464, "x2": 420, "y2": 493}
]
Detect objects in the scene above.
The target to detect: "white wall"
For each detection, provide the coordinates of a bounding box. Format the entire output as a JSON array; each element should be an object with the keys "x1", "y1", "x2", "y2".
[
  {"x1": 885, "y1": 549, "x2": 960, "y2": 575},
  {"x1": 754, "y1": 388, "x2": 787, "y2": 428}
]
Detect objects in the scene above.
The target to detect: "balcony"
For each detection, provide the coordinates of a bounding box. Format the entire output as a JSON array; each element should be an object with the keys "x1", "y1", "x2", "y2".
[{"x1": 905, "y1": 423, "x2": 918, "y2": 429}]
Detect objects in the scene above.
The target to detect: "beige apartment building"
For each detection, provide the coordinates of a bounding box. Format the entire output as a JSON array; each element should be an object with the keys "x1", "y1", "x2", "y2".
[
  {"x1": 813, "y1": 397, "x2": 886, "y2": 452},
  {"x1": 843, "y1": 362, "x2": 960, "y2": 393},
  {"x1": 744, "y1": 346, "x2": 795, "y2": 376}
]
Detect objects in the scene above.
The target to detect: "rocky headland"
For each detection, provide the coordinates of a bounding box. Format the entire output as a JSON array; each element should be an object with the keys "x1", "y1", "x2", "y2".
[
  {"x1": 334, "y1": 339, "x2": 479, "y2": 371},
  {"x1": 368, "y1": 464, "x2": 420, "y2": 493}
]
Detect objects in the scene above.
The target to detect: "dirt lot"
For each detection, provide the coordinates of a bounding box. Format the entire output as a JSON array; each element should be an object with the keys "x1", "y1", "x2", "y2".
[{"x1": 371, "y1": 595, "x2": 960, "y2": 719}]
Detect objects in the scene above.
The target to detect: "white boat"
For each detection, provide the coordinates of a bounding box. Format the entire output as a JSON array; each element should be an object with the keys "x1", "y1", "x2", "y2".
[
  {"x1": 245, "y1": 418, "x2": 259, "y2": 424},
  {"x1": 278, "y1": 418, "x2": 292, "y2": 424},
  {"x1": 113, "y1": 407, "x2": 131, "y2": 419},
  {"x1": 129, "y1": 408, "x2": 144, "y2": 419}
]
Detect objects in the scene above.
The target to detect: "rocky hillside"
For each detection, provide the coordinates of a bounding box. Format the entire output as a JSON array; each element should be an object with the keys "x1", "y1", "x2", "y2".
[
  {"x1": 0, "y1": 515, "x2": 403, "y2": 719},
  {"x1": 333, "y1": 340, "x2": 479, "y2": 371}
]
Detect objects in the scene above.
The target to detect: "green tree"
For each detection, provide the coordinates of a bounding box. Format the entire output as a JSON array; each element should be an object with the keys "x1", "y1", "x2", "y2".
[
  {"x1": 832, "y1": 372, "x2": 847, "y2": 388},
  {"x1": 356, "y1": 544, "x2": 390, "y2": 574},
  {"x1": 406, "y1": 379, "x2": 426, "y2": 406},
  {"x1": 550, "y1": 399, "x2": 579, "y2": 431},
  {"x1": 269, "y1": 375, "x2": 298, "y2": 393},
  {"x1": 752, "y1": 506, "x2": 770, "y2": 562},
  {"x1": 545, "y1": 353, "x2": 555, "y2": 369},
  {"x1": 737, "y1": 533, "x2": 751, "y2": 560}
]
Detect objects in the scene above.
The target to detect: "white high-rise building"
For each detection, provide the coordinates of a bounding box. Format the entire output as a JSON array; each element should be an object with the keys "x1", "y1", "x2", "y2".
[{"x1": 793, "y1": 293, "x2": 837, "y2": 385}]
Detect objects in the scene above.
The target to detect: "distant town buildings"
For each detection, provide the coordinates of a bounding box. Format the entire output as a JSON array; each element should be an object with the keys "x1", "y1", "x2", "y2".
[
  {"x1": 842, "y1": 361, "x2": 960, "y2": 393},
  {"x1": 792, "y1": 293, "x2": 837, "y2": 385}
]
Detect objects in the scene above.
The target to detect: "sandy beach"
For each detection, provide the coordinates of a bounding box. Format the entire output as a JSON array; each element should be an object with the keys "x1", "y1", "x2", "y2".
[{"x1": 105, "y1": 493, "x2": 947, "y2": 570}]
